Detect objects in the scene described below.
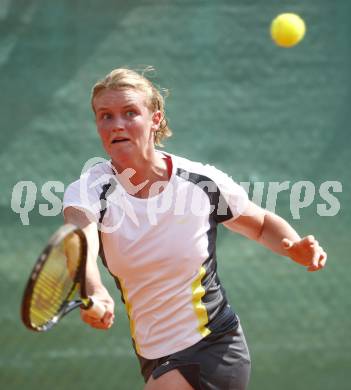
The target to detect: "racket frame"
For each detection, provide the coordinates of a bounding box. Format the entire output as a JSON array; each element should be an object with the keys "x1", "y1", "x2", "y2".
[{"x1": 21, "y1": 223, "x2": 91, "y2": 332}]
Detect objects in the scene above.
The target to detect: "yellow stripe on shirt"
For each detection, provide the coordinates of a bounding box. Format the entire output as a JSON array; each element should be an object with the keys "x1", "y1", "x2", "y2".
[
  {"x1": 191, "y1": 266, "x2": 211, "y2": 337},
  {"x1": 118, "y1": 277, "x2": 140, "y2": 354}
]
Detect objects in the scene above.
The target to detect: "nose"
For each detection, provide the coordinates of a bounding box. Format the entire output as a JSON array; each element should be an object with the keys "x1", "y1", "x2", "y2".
[{"x1": 111, "y1": 117, "x2": 125, "y2": 132}]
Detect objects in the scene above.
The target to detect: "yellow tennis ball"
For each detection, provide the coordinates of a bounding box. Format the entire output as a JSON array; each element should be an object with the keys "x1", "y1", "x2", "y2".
[{"x1": 270, "y1": 13, "x2": 306, "y2": 48}]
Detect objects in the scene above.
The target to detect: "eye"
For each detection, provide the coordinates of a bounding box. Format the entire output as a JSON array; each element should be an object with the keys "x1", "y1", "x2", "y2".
[
  {"x1": 125, "y1": 110, "x2": 137, "y2": 118},
  {"x1": 101, "y1": 113, "x2": 112, "y2": 120}
]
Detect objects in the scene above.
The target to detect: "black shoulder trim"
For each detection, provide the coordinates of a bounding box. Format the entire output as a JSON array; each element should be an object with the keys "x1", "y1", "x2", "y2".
[
  {"x1": 97, "y1": 178, "x2": 117, "y2": 267},
  {"x1": 176, "y1": 168, "x2": 233, "y2": 223}
]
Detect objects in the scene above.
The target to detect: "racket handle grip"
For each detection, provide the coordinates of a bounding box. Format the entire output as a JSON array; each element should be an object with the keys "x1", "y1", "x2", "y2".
[{"x1": 84, "y1": 296, "x2": 106, "y2": 319}]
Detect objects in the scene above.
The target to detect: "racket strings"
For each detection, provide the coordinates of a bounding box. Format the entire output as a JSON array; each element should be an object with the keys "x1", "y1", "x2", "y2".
[{"x1": 29, "y1": 233, "x2": 83, "y2": 328}]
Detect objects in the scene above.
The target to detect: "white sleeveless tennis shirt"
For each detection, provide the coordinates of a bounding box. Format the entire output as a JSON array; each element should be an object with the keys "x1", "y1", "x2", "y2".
[{"x1": 63, "y1": 152, "x2": 248, "y2": 359}]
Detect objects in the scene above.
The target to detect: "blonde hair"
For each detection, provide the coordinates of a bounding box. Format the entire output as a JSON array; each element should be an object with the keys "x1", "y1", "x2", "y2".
[{"x1": 91, "y1": 67, "x2": 172, "y2": 146}]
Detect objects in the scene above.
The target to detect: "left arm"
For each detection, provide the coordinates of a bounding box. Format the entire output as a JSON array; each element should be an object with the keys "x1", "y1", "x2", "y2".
[{"x1": 223, "y1": 201, "x2": 327, "y2": 272}]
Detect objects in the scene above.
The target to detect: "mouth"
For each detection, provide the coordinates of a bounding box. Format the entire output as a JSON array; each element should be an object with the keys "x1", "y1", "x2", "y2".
[{"x1": 111, "y1": 138, "x2": 129, "y2": 144}]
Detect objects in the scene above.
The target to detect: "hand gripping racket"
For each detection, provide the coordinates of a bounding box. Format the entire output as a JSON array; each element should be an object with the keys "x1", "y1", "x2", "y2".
[{"x1": 21, "y1": 223, "x2": 106, "y2": 332}]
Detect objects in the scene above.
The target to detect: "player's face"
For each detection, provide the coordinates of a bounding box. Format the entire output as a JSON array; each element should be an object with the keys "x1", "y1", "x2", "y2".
[{"x1": 93, "y1": 88, "x2": 161, "y2": 166}]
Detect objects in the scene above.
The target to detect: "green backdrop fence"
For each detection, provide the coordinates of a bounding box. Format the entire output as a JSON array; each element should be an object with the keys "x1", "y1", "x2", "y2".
[{"x1": 1, "y1": 1, "x2": 350, "y2": 389}]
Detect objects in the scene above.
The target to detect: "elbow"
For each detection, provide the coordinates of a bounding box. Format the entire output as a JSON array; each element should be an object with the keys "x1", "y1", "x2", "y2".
[{"x1": 255, "y1": 210, "x2": 269, "y2": 242}]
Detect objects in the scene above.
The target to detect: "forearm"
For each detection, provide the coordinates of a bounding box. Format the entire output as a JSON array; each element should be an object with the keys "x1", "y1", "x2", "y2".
[
  {"x1": 64, "y1": 206, "x2": 115, "y2": 328},
  {"x1": 257, "y1": 211, "x2": 301, "y2": 257},
  {"x1": 64, "y1": 207, "x2": 106, "y2": 294},
  {"x1": 84, "y1": 242, "x2": 106, "y2": 295},
  {"x1": 225, "y1": 201, "x2": 326, "y2": 270}
]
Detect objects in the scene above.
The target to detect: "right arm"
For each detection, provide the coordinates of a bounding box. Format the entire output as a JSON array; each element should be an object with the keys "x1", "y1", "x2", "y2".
[{"x1": 64, "y1": 206, "x2": 115, "y2": 329}]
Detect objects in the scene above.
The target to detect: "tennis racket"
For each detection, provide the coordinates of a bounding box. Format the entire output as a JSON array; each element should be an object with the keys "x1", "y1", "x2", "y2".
[{"x1": 21, "y1": 223, "x2": 106, "y2": 332}]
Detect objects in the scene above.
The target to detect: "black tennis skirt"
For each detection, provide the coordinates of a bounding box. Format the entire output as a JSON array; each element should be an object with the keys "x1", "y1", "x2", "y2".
[{"x1": 136, "y1": 320, "x2": 251, "y2": 390}]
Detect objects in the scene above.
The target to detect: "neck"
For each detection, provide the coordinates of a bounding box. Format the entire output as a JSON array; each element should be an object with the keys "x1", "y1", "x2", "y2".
[{"x1": 111, "y1": 149, "x2": 169, "y2": 198}]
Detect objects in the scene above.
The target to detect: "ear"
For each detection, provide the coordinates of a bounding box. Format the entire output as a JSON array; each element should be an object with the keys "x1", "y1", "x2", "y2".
[{"x1": 151, "y1": 111, "x2": 162, "y2": 132}]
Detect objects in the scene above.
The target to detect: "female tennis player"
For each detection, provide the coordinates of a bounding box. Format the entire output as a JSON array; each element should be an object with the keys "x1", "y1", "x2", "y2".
[{"x1": 63, "y1": 68, "x2": 327, "y2": 390}]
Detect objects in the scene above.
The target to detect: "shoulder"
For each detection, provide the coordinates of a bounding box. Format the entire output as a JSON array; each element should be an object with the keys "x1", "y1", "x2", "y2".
[
  {"x1": 65, "y1": 160, "x2": 113, "y2": 194},
  {"x1": 63, "y1": 160, "x2": 114, "y2": 217},
  {"x1": 166, "y1": 151, "x2": 248, "y2": 217},
  {"x1": 166, "y1": 152, "x2": 238, "y2": 186}
]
